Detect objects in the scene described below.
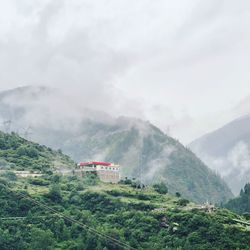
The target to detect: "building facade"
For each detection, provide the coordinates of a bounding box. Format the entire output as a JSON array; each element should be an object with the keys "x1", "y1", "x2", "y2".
[{"x1": 76, "y1": 161, "x2": 120, "y2": 183}]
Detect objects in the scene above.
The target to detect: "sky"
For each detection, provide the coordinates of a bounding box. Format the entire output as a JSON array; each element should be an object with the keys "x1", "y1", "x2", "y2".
[{"x1": 0, "y1": 0, "x2": 250, "y2": 144}]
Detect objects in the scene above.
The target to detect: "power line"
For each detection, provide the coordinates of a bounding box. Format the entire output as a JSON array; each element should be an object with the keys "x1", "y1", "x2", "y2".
[
  {"x1": 22, "y1": 126, "x2": 33, "y2": 140},
  {"x1": 4, "y1": 186, "x2": 136, "y2": 250},
  {"x1": 0, "y1": 216, "x2": 47, "y2": 220}
]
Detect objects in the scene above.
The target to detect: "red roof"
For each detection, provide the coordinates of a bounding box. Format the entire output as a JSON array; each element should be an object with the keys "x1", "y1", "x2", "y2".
[{"x1": 79, "y1": 161, "x2": 112, "y2": 167}]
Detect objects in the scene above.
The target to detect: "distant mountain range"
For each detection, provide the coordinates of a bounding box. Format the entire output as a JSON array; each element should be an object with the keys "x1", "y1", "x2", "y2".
[
  {"x1": 190, "y1": 115, "x2": 250, "y2": 195},
  {"x1": 0, "y1": 86, "x2": 233, "y2": 203}
]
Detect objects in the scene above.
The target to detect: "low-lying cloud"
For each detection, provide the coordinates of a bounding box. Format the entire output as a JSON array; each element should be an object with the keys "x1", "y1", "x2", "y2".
[
  {"x1": 0, "y1": 0, "x2": 250, "y2": 143},
  {"x1": 193, "y1": 141, "x2": 250, "y2": 195}
]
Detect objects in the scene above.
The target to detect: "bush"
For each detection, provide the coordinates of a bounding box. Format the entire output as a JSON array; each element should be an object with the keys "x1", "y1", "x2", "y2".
[
  {"x1": 0, "y1": 171, "x2": 17, "y2": 181},
  {"x1": 47, "y1": 184, "x2": 62, "y2": 203},
  {"x1": 153, "y1": 182, "x2": 168, "y2": 194},
  {"x1": 29, "y1": 178, "x2": 50, "y2": 186},
  {"x1": 17, "y1": 146, "x2": 39, "y2": 158},
  {"x1": 119, "y1": 177, "x2": 132, "y2": 185},
  {"x1": 177, "y1": 199, "x2": 190, "y2": 206},
  {"x1": 175, "y1": 192, "x2": 181, "y2": 198}
]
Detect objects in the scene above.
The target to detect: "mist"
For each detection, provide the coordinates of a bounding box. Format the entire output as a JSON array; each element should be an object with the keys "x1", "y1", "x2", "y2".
[
  {"x1": 0, "y1": 0, "x2": 250, "y2": 143},
  {"x1": 191, "y1": 140, "x2": 250, "y2": 195}
]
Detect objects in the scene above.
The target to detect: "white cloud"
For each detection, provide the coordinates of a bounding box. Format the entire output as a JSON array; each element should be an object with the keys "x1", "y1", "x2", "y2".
[{"x1": 0, "y1": 0, "x2": 250, "y2": 143}]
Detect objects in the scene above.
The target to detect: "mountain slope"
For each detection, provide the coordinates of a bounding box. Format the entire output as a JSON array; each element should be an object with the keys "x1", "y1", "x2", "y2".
[
  {"x1": 0, "y1": 174, "x2": 249, "y2": 250},
  {"x1": 0, "y1": 86, "x2": 232, "y2": 203},
  {"x1": 0, "y1": 131, "x2": 75, "y2": 172},
  {"x1": 224, "y1": 183, "x2": 250, "y2": 214},
  {"x1": 189, "y1": 115, "x2": 250, "y2": 195},
  {"x1": 55, "y1": 117, "x2": 232, "y2": 204}
]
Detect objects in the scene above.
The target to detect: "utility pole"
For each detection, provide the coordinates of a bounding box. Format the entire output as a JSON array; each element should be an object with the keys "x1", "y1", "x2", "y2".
[
  {"x1": 23, "y1": 126, "x2": 32, "y2": 140},
  {"x1": 3, "y1": 120, "x2": 12, "y2": 133},
  {"x1": 138, "y1": 144, "x2": 143, "y2": 190}
]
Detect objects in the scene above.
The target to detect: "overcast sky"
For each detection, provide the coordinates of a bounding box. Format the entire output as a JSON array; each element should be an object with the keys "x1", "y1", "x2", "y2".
[{"x1": 0, "y1": 0, "x2": 250, "y2": 143}]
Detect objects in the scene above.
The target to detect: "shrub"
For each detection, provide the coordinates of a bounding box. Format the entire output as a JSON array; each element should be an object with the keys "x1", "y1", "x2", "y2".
[
  {"x1": 29, "y1": 178, "x2": 50, "y2": 186},
  {"x1": 0, "y1": 171, "x2": 17, "y2": 181},
  {"x1": 177, "y1": 199, "x2": 190, "y2": 206},
  {"x1": 153, "y1": 182, "x2": 168, "y2": 194},
  {"x1": 47, "y1": 184, "x2": 62, "y2": 203},
  {"x1": 175, "y1": 192, "x2": 181, "y2": 198}
]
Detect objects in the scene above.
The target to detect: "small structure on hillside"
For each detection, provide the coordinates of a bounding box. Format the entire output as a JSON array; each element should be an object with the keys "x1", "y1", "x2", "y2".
[
  {"x1": 76, "y1": 161, "x2": 120, "y2": 183},
  {"x1": 7, "y1": 171, "x2": 43, "y2": 178}
]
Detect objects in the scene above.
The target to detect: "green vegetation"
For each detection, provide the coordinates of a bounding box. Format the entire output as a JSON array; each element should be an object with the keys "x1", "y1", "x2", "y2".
[
  {"x1": 55, "y1": 119, "x2": 232, "y2": 204},
  {"x1": 0, "y1": 131, "x2": 75, "y2": 172},
  {"x1": 0, "y1": 128, "x2": 232, "y2": 203},
  {"x1": 0, "y1": 86, "x2": 233, "y2": 204},
  {"x1": 153, "y1": 182, "x2": 168, "y2": 194},
  {"x1": 224, "y1": 183, "x2": 250, "y2": 215},
  {"x1": 0, "y1": 174, "x2": 249, "y2": 250},
  {"x1": 0, "y1": 131, "x2": 248, "y2": 249}
]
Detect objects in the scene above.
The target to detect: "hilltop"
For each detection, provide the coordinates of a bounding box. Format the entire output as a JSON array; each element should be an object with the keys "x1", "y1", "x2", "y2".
[
  {"x1": 0, "y1": 131, "x2": 75, "y2": 172},
  {"x1": 0, "y1": 86, "x2": 233, "y2": 203}
]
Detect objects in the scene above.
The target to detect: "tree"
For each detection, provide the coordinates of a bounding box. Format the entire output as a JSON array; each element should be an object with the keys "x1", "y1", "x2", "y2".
[
  {"x1": 153, "y1": 182, "x2": 168, "y2": 194},
  {"x1": 29, "y1": 228, "x2": 55, "y2": 250},
  {"x1": 175, "y1": 192, "x2": 181, "y2": 198},
  {"x1": 0, "y1": 171, "x2": 17, "y2": 181},
  {"x1": 177, "y1": 199, "x2": 190, "y2": 206},
  {"x1": 47, "y1": 184, "x2": 62, "y2": 203}
]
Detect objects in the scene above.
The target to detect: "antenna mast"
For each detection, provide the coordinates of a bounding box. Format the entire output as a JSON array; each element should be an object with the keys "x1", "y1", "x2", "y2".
[{"x1": 3, "y1": 120, "x2": 12, "y2": 133}]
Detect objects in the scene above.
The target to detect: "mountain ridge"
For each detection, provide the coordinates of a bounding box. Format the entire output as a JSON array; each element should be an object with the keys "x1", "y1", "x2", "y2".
[
  {"x1": 0, "y1": 86, "x2": 233, "y2": 203},
  {"x1": 189, "y1": 115, "x2": 250, "y2": 194}
]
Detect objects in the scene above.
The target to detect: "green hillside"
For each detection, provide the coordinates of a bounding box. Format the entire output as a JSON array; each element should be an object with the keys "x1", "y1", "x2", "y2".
[
  {"x1": 224, "y1": 183, "x2": 250, "y2": 214},
  {"x1": 0, "y1": 87, "x2": 233, "y2": 204},
  {"x1": 0, "y1": 173, "x2": 249, "y2": 250},
  {"x1": 54, "y1": 118, "x2": 232, "y2": 204},
  {"x1": 0, "y1": 131, "x2": 75, "y2": 172}
]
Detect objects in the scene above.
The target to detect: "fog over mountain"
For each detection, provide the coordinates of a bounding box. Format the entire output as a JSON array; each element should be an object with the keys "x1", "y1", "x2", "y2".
[
  {"x1": 0, "y1": 86, "x2": 232, "y2": 203},
  {"x1": 1, "y1": 2, "x2": 250, "y2": 249},
  {"x1": 190, "y1": 114, "x2": 250, "y2": 195},
  {"x1": 1, "y1": 0, "x2": 250, "y2": 143},
  {"x1": 0, "y1": 0, "x2": 250, "y2": 198}
]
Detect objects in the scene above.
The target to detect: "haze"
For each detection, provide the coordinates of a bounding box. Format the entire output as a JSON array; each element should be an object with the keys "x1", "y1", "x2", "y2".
[{"x1": 0, "y1": 0, "x2": 250, "y2": 143}]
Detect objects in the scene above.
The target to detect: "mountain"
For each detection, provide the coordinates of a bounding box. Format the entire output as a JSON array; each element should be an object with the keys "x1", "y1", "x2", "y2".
[
  {"x1": 224, "y1": 183, "x2": 250, "y2": 215},
  {"x1": 0, "y1": 86, "x2": 233, "y2": 203},
  {"x1": 0, "y1": 131, "x2": 75, "y2": 172},
  {"x1": 189, "y1": 115, "x2": 250, "y2": 195},
  {"x1": 0, "y1": 173, "x2": 249, "y2": 250}
]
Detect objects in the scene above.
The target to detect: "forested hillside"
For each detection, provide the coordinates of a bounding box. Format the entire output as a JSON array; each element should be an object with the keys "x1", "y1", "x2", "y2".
[
  {"x1": 224, "y1": 183, "x2": 250, "y2": 214},
  {"x1": 0, "y1": 174, "x2": 249, "y2": 250},
  {"x1": 0, "y1": 131, "x2": 75, "y2": 172},
  {"x1": 0, "y1": 87, "x2": 233, "y2": 204},
  {"x1": 0, "y1": 130, "x2": 248, "y2": 249}
]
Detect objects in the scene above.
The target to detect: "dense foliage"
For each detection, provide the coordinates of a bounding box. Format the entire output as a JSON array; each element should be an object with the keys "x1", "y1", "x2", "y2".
[
  {"x1": 0, "y1": 131, "x2": 74, "y2": 172},
  {"x1": 0, "y1": 130, "x2": 248, "y2": 249},
  {"x1": 224, "y1": 183, "x2": 250, "y2": 214},
  {"x1": 0, "y1": 174, "x2": 249, "y2": 250}
]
